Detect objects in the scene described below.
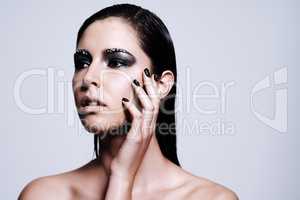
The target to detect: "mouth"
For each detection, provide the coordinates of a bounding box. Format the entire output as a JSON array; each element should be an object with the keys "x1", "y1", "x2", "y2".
[
  {"x1": 78, "y1": 105, "x2": 104, "y2": 115},
  {"x1": 78, "y1": 96, "x2": 106, "y2": 116}
]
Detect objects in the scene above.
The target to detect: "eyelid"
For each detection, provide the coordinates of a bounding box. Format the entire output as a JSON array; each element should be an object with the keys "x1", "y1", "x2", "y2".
[
  {"x1": 74, "y1": 49, "x2": 93, "y2": 69},
  {"x1": 104, "y1": 52, "x2": 136, "y2": 67}
]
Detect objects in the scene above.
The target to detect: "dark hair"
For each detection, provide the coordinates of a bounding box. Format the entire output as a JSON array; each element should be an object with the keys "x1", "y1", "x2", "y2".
[{"x1": 75, "y1": 3, "x2": 180, "y2": 166}]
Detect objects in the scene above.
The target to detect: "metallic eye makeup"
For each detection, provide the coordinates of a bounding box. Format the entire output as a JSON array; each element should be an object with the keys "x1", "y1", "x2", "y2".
[
  {"x1": 73, "y1": 48, "x2": 136, "y2": 70},
  {"x1": 104, "y1": 48, "x2": 136, "y2": 68},
  {"x1": 74, "y1": 49, "x2": 92, "y2": 70}
]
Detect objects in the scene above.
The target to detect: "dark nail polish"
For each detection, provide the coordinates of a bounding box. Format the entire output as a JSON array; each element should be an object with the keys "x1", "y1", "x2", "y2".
[
  {"x1": 122, "y1": 97, "x2": 129, "y2": 102},
  {"x1": 133, "y1": 79, "x2": 140, "y2": 86},
  {"x1": 144, "y1": 68, "x2": 151, "y2": 77}
]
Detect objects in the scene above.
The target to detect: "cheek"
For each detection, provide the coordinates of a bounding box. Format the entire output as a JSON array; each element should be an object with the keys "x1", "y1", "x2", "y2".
[
  {"x1": 104, "y1": 68, "x2": 145, "y2": 108},
  {"x1": 72, "y1": 72, "x2": 85, "y2": 104},
  {"x1": 105, "y1": 73, "x2": 133, "y2": 102},
  {"x1": 72, "y1": 77, "x2": 80, "y2": 105}
]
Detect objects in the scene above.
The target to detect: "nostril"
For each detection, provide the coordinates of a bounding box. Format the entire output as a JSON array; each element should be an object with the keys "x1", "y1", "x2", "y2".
[
  {"x1": 82, "y1": 99, "x2": 91, "y2": 107},
  {"x1": 80, "y1": 84, "x2": 89, "y2": 92},
  {"x1": 91, "y1": 82, "x2": 98, "y2": 87},
  {"x1": 82, "y1": 75, "x2": 100, "y2": 89}
]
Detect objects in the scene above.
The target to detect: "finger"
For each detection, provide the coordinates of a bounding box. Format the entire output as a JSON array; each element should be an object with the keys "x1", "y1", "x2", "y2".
[
  {"x1": 149, "y1": 73, "x2": 161, "y2": 133},
  {"x1": 152, "y1": 73, "x2": 160, "y2": 88},
  {"x1": 143, "y1": 68, "x2": 160, "y2": 110},
  {"x1": 132, "y1": 79, "x2": 154, "y2": 137},
  {"x1": 152, "y1": 74, "x2": 161, "y2": 107},
  {"x1": 121, "y1": 98, "x2": 143, "y2": 142},
  {"x1": 142, "y1": 69, "x2": 161, "y2": 135},
  {"x1": 132, "y1": 79, "x2": 154, "y2": 113}
]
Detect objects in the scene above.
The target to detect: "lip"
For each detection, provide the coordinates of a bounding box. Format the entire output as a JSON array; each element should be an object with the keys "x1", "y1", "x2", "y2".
[
  {"x1": 78, "y1": 105, "x2": 105, "y2": 115},
  {"x1": 78, "y1": 95, "x2": 107, "y2": 116},
  {"x1": 79, "y1": 95, "x2": 107, "y2": 107}
]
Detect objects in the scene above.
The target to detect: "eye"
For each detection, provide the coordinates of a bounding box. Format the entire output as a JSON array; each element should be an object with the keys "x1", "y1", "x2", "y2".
[
  {"x1": 107, "y1": 58, "x2": 128, "y2": 68},
  {"x1": 74, "y1": 49, "x2": 92, "y2": 70}
]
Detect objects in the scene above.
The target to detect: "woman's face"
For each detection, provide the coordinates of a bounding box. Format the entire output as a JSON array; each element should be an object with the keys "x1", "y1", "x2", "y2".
[{"x1": 72, "y1": 17, "x2": 153, "y2": 135}]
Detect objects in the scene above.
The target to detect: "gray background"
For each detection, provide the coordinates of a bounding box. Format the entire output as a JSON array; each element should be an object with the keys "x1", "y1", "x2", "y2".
[{"x1": 1, "y1": 0, "x2": 299, "y2": 199}]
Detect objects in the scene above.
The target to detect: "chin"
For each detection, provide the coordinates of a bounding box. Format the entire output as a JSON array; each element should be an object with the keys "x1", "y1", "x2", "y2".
[
  {"x1": 80, "y1": 114, "x2": 106, "y2": 133},
  {"x1": 79, "y1": 113, "x2": 126, "y2": 137}
]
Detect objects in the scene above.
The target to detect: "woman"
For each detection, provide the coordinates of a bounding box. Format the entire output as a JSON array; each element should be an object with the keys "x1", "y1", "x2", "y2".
[{"x1": 19, "y1": 3, "x2": 238, "y2": 200}]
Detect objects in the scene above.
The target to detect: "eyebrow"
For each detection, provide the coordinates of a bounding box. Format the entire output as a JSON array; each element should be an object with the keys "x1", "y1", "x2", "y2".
[{"x1": 103, "y1": 48, "x2": 135, "y2": 58}]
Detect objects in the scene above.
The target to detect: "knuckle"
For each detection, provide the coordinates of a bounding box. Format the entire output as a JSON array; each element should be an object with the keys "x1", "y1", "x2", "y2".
[
  {"x1": 143, "y1": 105, "x2": 155, "y2": 113},
  {"x1": 148, "y1": 104, "x2": 155, "y2": 111}
]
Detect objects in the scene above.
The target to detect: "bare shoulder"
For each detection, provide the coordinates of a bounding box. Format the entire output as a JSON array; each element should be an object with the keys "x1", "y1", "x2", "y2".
[
  {"x1": 187, "y1": 175, "x2": 238, "y2": 200},
  {"x1": 18, "y1": 174, "x2": 72, "y2": 200},
  {"x1": 175, "y1": 168, "x2": 239, "y2": 200},
  {"x1": 18, "y1": 160, "x2": 107, "y2": 200},
  {"x1": 189, "y1": 180, "x2": 239, "y2": 200}
]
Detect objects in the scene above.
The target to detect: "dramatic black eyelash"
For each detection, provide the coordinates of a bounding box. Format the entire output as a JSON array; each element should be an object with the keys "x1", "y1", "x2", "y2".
[
  {"x1": 104, "y1": 48, "x2": 136, "y2": 68},
  {"x1": 73, "y1": 48, "x2": 135, "y2": 70},
  {"x1": 104, "y1": 48, "x2": 129, "y2": 54},
  {"x1": 73, "y1": 49, "x2": 92, "y2": 70},
  {"x1": 107, "y1": 58, "x2": 129, "y2": 68}
]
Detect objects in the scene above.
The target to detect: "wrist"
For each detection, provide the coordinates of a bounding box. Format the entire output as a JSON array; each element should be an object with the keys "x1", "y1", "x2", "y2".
[
  {"x1": 109, "y1": 171, "x2": 135, "y2": 184},
  {"x1": 110, "y1": 162, "x2": 136, "y2": 183}
]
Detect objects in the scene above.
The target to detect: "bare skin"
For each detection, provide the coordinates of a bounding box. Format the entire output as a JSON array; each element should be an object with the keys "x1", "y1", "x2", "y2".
[{"x1": 18, "y1": 17, "x2": 238, "y2": 200}]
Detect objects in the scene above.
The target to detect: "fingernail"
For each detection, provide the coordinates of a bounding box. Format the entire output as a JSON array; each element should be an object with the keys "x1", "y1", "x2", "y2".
[
  {"x1": 133, "y1": 79, "x2": 140, "y2": 86},
  {"x1": 144, "y1": 68, "x2": 151, "y2": 77},
  {"x1": 122, "y1": 97, "x2": 129, "y2": 102}
]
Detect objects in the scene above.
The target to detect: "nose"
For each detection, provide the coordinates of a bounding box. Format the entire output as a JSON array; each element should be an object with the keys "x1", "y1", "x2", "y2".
[{"x1": 81, "y1": 63, "x2": 101, "y2": 91}]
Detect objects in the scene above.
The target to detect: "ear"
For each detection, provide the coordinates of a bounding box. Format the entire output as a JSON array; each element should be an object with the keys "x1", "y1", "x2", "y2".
[{"x1": 157, "y1": 70, "x2": 175, "y2": 99}]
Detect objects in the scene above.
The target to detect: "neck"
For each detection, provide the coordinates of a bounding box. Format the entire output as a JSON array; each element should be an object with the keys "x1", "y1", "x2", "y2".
[{"x1": 96, "y1": 132, "x2": 170, "y2": 191}]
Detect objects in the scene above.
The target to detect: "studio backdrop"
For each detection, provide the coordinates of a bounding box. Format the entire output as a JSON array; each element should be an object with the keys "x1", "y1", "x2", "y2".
[{"x1": 0, "y1": 0, "x2": 299, "y2": 199}]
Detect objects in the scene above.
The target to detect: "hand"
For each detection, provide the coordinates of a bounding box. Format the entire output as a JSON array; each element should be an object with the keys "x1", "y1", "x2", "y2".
[{"x1": 110, "y1": 68, "x2": 161, "y2": 181}]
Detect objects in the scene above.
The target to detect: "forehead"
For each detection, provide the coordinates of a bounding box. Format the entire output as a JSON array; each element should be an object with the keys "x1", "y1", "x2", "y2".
[{"x1": 78, "y1": 17, "x2": 141, "y2": 55}]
